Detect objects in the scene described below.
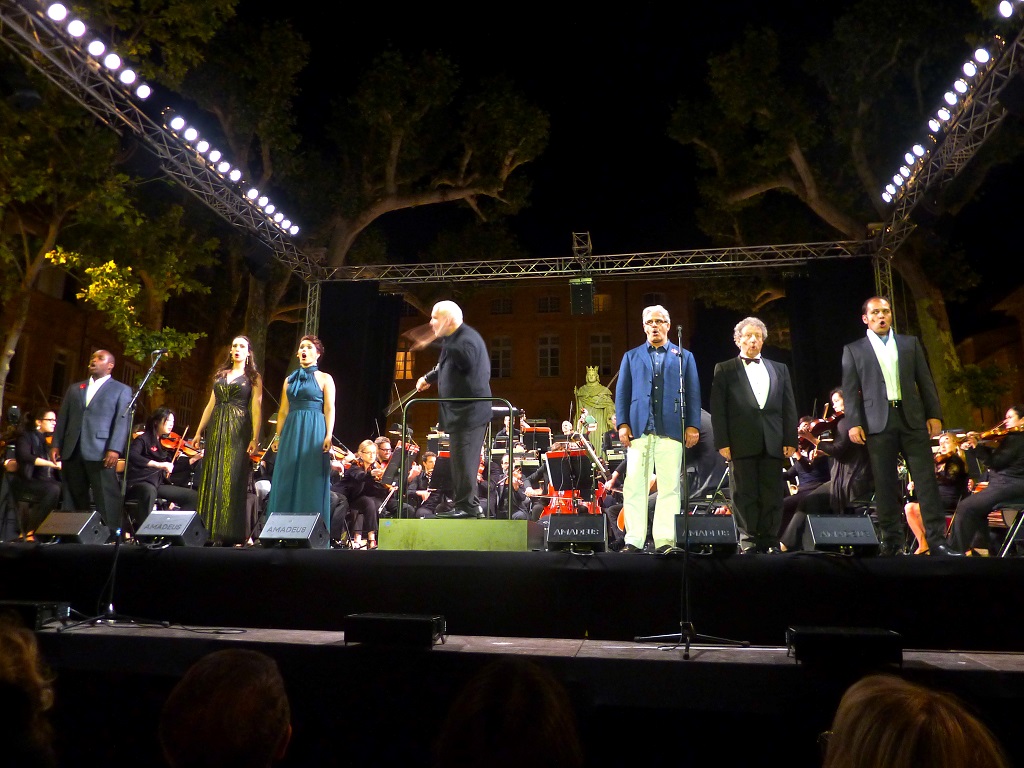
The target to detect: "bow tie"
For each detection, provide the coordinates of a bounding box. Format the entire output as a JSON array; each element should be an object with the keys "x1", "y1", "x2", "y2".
[{"x1": 742, "y1": 357, "x2": 761, "y2": 365}]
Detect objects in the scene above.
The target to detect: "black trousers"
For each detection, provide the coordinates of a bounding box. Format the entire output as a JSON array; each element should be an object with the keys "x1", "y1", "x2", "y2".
[
  {"x1": 125, "y1": 482, "x2": 199, "y2": 528},
  {"x1": 730, "y1": 453, "x2": 786, "y2": 550},
  {"x1": 60, "y1": 451, "x2": 123, "y2": 532},
  {"x1": 449, "y1": 422, "x2": 487, "y2": 513}
]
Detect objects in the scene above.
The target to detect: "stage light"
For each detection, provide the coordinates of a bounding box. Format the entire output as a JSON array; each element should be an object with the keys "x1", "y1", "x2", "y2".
[
  {"x1": 195, "y1": 139, "x2": 209, "y2": 153},
  {"x1": 119, "y1": 69, "x2": 136, "y2": 84},
  {"x1": 999, "y1": 0, "x2": 1013, "y2": 17},
  {"x1": 964, "y1": 61, "x2": 978, "y2": 77},
  {"x1": 66, "y1": 19, "x2": 85, "y2": 37},
  {"x1": 882, "y1": 192, "x2": 892, "y2": 203},
  {"x1": 937, "y1": 107, "x2": 952, "y2": 121},
  {"x1": 975, "y1": 48, "x2": 991, "y2": 64},
  {"x1": 228, "y1": 169, "x2": 241, "y2": 182},
  {"x1": 943, "y1": 91, "x2": 958, "y2": 105},
  {"x1": 885, "y1": 184, "x2": 896, "y2": 195},
  {"x1": 103, "y1": 53, "x2": 120, "y2": 70},
  {"x1": 289, "y1": 225, "x2": 299, "y2": 235},
  {"x1": 257, "y1": 196, "x2": 269, "y2": 207},
  {"x1": 135, "y1": 83, "x2": 150, "y2": 99},
  {"x1": 216, "y1": 161, "x2": 230, "y2": 173},
  {"x1": 264, "y1": 204, "x2": 275, "y2": 214},
  {"x1": 183, "y1": 126, "x2": 198, "y2": 141},
  {"x1": 169, "y1": 115, "x2": 185, "y2": 131},
  {"x1": 208, "y1": 149, "x2": 221, "y2": 162},
  {"x1": 87, "y1": 40, "x2": 104, "y2": 57},
  {"x1": 904, "y1": 151, "x2": 915, "y2": 164},
  {"x1": 46, "y1": 4, "x2": 68, "y2": 21},
  {"x1": 246, "y1": 188, "x2": 259, "y2": 200},
  {"x1": 273, "y1": 212, "x2": 284, "y2": 223},
  {"x1": 954, "y1": 79, "x2": 968, "y2": 94},
  {"x1": 928, "y1": 118, "x2": 941, "y2": 132},
  {"x1": 899, "y1": 166, "x2": 911, "y2": 178},
  {"x1": 912, "y1": 144, "x2": 925, "y2": 157},
  {"x1": 893, "y1": 175, "x2": 904, "y2": 186},
  {"x1": 282, "y1": 219, "x2": 291, "y2": 229}
]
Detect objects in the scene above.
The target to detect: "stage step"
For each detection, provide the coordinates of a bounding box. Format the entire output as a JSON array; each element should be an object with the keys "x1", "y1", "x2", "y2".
[{"x1": 377, "y1": 519, "x2": 544, "y2": 551}]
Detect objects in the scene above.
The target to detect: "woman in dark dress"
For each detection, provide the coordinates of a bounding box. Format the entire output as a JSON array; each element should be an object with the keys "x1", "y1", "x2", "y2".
[
  {"x1": 13, "y1": 409, "x2": 61, "y2": 539},
  {"x1": 904, "y1": 431, "x2": 968, "y2": 554},
  {"x1": 124, "y1": 407, "x2": 200, "y2": 529},
  {"x1": 194, "y1": 335, "x2": 263, "y2": 545},
  {"x1": 266, "y1": 335, "x2": 335, "y2": 524}
]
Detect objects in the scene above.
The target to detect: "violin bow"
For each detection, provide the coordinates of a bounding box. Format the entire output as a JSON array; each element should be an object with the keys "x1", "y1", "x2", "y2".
[
  {"x1": 385, "y1": 387, "x2": 418, "y2": 417},
  {"x1": 168, "y1": 426, "x2": 190, "y2": 475}
]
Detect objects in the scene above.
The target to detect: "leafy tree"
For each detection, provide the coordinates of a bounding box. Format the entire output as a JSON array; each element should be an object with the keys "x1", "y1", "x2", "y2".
[{"x1": 669, "y1": 0, "x2": 1011, "y2": 425}]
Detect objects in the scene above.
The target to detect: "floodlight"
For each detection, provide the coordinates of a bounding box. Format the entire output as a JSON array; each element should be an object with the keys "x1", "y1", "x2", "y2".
[
  {"x1": 264, "y1": 204, "x2": 275, "y2": 214},
  {"x1": 912, "y1": 144, "x2": 925, "y2": 156},
  {"x1": 289, "y1": 225, "x2": 299, "y2": 235},
  {"x1": 963, "y1": 61, "x2": 978, "y2": 77},
  {"x1": 882, "y1": 192, "x2": 892, "y2": 203},
  {"x1": 975, "y1": 48, "x2": 991, "y2": 64},
  {"x1": 135, "y1": 84, "x2": 151, "y2": 99},
  {"x1": 228, "y1": 169, "x2": 241, "y2": 182},
  {"x1": 46, "y1": 4, "x2": 68, "y2": 21},
  {"x1": 208, "y1": 149, "x2": 221, "y2": 162},
  {"x1": 928, "y1": 118, "x2": 941, "y2": 132},
  {"x1": 67, "y1": 19, "x2": 85, "y2": 36},
  {"x1": 282, "y1": 219, "x2": 291, "y2": 229},
  {"x1": 216, "y1": 161, "x2": 230, "y2": 173},
  {"x1": 999, "y1": 0, "x2": 1013, "y2": 18},
  {"x1": 904, "y1": 152, "x2": 915, "y2": 164},
  {"x1": 118, "y1": 69, "x2": 136, "y2": 84},
  {"x1": 87, "y1": 40, "x2": 104, "y2": 56},
  {"x1": 103, "y1": 53, "x2": 120, "y2": 70},
  {"x1": 885, "y1": 184, "x2": 896, "y2": 195},
  {"x1": 246, "y1": 188, "x2": 259, "y2": 200},
  {"x1": 195, "y1": 139, "x2": 209, "y2": 153},
  {"x1": 183, "y1": 127, "x2": 198, "y2": 141},
  {"x1": 954, "y1": 79, "x2": 968, "y2": 94},
  {"x1": 169, "y1": 115, "x2": 185, "y2": 131},
  {"x1": 257, "y1": 196, "x2": 269, "y2": 207},
  {"x1": 273, "y1": 212, "x2": 284, "y2": 223},
  {"x1": 893, "y1": 175, "x2": 904, "y2": 186},
  {"x1": 943, "y1": 91, "x2": 958, "y2": 105},
  {"x1": 937, "y1": 107, "x2": 952, "y2": 121},
  {"x1": 899, "y1": 166, "x2": 910, "y2": 178}
]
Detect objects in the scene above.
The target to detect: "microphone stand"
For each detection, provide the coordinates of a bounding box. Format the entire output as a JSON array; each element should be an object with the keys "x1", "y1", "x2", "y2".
[
  {"x1": 60, "y1": 350, "x2": 170, "y2": 632},
  {"x1": 634, "y1": 327, "x2": 748, "y2": 659}
]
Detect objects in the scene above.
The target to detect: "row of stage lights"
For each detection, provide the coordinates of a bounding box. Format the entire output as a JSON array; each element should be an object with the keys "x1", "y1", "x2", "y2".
[
  {"x1": 39, "y1": 1, "x2": 300, "y2": 237},
  {"x1": 881, "y1": 0, "x2": 1023, "y2": 205}
]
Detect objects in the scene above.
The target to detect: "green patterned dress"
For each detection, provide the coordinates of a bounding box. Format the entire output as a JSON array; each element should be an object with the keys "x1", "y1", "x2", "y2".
[{"x1": 197, "y1": 374, "x2": 254, "y2": 544}]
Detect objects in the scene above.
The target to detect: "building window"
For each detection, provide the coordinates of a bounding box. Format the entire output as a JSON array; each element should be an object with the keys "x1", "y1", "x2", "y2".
[
  {"x1": 590, "y1": 334, "x2": 613, "y2": 377},
  {"x1": 594, "y1": 293, "x2": 611, "y2": 313},
  {"x1": 491, "y1": 297, "x2": 513, "y2": 315},
  {"x1": 641, "y1": 292, "x2": 667, "y2": 308},
  {"x1": 537, "y1": 296, "x2": 561, "y2": 313},
  {"x1": 394, "y1": 339, "x2": 415, "y2": 380},
  {"x1": 491, "y1": 336, "x2": 512, "y2": 379},
  {"x1": 538, "y1": 335, "x2": 560, "y2": 377},
  {"x1": 121, "y1": 361, "x2": 141, "y2": 391},
  {"x1": 49, "y1": 349, "x2": 70, "y2": 401},
  {"x1": 177, "y1": 388, "x2": 195, "y2": 428},
  {"x1": 36, "y1": 266, "x2": 67, "y2": 300}
]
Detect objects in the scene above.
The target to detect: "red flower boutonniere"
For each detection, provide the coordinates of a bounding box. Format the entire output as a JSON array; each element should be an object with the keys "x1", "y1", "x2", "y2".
[{"x1": 79, "y1": 383, "x2": 86, "y2": 390}]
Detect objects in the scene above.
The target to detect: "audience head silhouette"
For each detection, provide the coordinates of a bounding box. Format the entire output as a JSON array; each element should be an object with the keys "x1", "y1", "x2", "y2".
[
  {"x1": 0, "y1": 612, "x2": 57, "y2": 768},
  {"x1": 822, "y1": 673, "x2": 1008, "y2": 768},
  {"x1": 433, "y1": 657, "x2": 583, "y2": 768},
  {"x1": 159, "y1": 648, "x2": 291, "y2": 768}
]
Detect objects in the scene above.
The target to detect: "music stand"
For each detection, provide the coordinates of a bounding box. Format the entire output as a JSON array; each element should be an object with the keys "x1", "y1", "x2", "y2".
[
  {"x1": 544, "y1": 447, "x2": 593, "y2": 503},
  {"x1": 523, "y1": 427, "x2": 551, "y2": 454},
  {"x1": 431, "y1": 454, "x2": 454, "y2": 495}
]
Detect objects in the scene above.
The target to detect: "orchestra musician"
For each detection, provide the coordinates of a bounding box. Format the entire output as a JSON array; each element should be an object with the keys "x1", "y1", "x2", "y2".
[
  {"x1": 124, "y1": 407, "x2": 199, "y2": 529},
  {"x1": 12, "y1": 409, "x2": 61, "y2": 539},
  {"x1": 373, "y1": 436, "x2": 416, "y2": 518},
  {"x1": 406, "y1": 451, "x2": 452, "y2": 518},
  {"x1": 334, "y1": 439, "x2": 382, "y2": 549},
  {"x1": 947, "y1": 405, "x2": 1024, "y2": 554}
]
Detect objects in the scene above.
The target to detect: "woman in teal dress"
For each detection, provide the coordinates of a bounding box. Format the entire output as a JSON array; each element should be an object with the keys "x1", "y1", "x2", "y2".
[
  {"x1": 267, "y1": 335, "x2": 336, "y2": 522},
  {"x1": 194, "y1": 335, "x2": 263, "y2": 545}
]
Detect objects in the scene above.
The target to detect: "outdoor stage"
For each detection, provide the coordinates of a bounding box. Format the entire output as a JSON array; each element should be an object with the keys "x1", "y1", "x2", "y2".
[{"x1": 3, "y1": 535, "x2": 1024, "y2": 767}]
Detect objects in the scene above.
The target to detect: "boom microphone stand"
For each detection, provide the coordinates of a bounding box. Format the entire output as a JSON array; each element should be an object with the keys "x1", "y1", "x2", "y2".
[
  {"x1": 60, "y1": 350, "x2": 169, "y2": 632},
  {"x1": 635, "y1": 327, "x2": 748, "y2": 659}
]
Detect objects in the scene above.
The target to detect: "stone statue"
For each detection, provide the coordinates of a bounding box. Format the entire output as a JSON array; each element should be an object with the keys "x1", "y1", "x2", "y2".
[{"x1": 574, "y1": 366, "x2": 615, "y2": 447}]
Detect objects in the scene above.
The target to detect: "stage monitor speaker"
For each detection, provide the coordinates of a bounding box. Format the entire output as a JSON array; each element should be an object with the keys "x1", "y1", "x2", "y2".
[
  {"x1": 135, "y1": 511, "x2": 209, "y2": 547},
  {"x1": 786, "y1": 626, "x2": 903, "y2": 668},
  {"x1": 344, "y1": 613, "x2": 446, "y2": 647},
  {"x1": 258, "y1": 513, "x2": 329, "y2": 549},
  {"x1": 803, "y1": 514, "x2": 880, "y2": 555},
  {"x1": 545, "y1": 514, "x2": 606, "y2": 552},
  {"x1": 35, "y1": 511, "x2": 109, "y2": 545},
  {"x1": 675, "y1": 512, "x2": 738, "y2": 553},
  {"x1": 569, "y1": 278, "x2": 594, "y2": 316}
]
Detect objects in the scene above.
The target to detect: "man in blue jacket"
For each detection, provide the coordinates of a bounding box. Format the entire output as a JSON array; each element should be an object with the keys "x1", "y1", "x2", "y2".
[{"x1": 615, "y1": 305, "x2": 701, "y2": 553}]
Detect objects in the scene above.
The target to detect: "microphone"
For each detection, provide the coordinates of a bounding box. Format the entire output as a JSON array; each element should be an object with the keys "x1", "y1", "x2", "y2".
[{"x1": 151, "y1": 348, "x2": 169, "y2": 354}]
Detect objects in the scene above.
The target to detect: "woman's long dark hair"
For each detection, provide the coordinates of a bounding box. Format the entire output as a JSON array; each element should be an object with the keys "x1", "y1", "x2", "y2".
[
  {"x1": 145, "y1": 406, "x2": 174, "y2": 442},
  {"x1": 214, "y1": 335, "x2": 261, "y2": 385}
]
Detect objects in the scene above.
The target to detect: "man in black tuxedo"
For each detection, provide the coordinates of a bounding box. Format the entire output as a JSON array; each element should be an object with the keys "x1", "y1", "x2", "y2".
[
  {"x1": 841, "y1": 296, "x2": 959, "y2": 556},
  {"x1": 51, "y1": 349, "x2": 133, "y2": 533},
  {"x1": 415, "y1": 300, "x2": 492, "y2": 518},
  {"x1": 711, "y1": 316, "x2": 797, "y2": 553}
]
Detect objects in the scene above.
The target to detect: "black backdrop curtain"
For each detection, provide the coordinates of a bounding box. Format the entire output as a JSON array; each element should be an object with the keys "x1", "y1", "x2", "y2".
[{"x1": 317, "y1": 282, "x2": 403, "y2": 449}]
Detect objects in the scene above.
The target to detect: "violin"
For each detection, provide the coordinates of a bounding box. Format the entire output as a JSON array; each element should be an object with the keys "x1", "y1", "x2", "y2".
[
  {"x1": 976, "y1": 423, "x2": 1024, "y2": 444},
  {"x1": 159, "y1": 431, "x2": 202, "y2": 458}
]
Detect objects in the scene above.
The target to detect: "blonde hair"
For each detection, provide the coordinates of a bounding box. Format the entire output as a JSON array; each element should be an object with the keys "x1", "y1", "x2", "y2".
[{"x1": 822, "y1": 674, "x2": 1008, "y2": 768}]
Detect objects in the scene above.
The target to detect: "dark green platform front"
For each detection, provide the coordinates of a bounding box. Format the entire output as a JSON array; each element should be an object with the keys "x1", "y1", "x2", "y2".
[{"x1": 377, "y1": 518, "x2": 544, "y2": 551}]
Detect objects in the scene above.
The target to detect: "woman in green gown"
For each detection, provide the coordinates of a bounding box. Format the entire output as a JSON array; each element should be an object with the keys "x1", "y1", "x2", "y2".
[{"x1": 194, "y1": 335, "x2": 263, "y2": 545}]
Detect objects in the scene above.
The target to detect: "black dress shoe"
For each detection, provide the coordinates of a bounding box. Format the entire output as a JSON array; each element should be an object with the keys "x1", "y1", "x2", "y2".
[
  {"x1": 435, "y1": 508, "x2": 470, "y2": 519},
  {"x1": 655, "y1": 544, "x2": 684, "y2": 555},
  {"x1": 621, "y1": 543, "x2": 643, "y2": 553},
  {"x1": 928, "y1": 543, "x2": 963, "y2": 556}
]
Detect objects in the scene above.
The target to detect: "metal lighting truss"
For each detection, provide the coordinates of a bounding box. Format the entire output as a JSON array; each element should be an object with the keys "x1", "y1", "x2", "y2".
[
  {"x1": 877, "y1": 20, "x2": 1024, "y2": 261},
  {"x1": 0, "y1": 0, "x2": 321, "y2": 281}
]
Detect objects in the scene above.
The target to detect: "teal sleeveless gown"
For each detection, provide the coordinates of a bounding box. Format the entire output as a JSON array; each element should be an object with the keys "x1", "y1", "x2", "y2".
[{"x1": 266, "y1": 365, "x2": 330, "y2": 520}]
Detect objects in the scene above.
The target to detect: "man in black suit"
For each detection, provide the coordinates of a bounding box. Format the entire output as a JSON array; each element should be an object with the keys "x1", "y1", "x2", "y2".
[
  {"x1": 711, "y1": 316, "x2": 798, "y2": 553},
  {"x1": 51, "y1": 349, "x2": 133, "y2": 533},
  {"x1": 841, "y1": 296, "x2": 959, "y2": 556},
  {"x1": 415, "y1": 300, "x2": 492, "y2": 518}
]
